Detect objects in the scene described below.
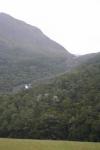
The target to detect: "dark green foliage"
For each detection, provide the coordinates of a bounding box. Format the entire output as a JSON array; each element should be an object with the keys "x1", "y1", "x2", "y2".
[{"x1": 0, "y1": 54, "x2": 100, "y2": 141}]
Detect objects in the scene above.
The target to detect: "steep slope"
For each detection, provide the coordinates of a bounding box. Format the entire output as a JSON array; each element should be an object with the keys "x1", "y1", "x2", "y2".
[
  {"x1": 0, "y1": 13, "x2": 71, "y2": 58},
  {"x1": 0, "y1": 53, "x2": 100, "y2": 141},
  {"x1": 0, "y1": 13, "x2": 75, "y2": 92}
]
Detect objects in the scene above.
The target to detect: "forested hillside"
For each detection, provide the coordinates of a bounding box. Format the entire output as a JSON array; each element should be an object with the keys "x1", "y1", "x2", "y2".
[
  {"x1": 0, "y1": 13, "x2": 75, "y2": 93},
  {"x1": 0, "y1": 53, "x2": 100, "y2": 141},
  {"x1": 0, "y1": 13, "x2": 98, "y2": 93}
]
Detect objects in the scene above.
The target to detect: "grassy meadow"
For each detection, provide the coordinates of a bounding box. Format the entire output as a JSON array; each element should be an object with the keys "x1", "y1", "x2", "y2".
[{"x1": 0, "y1": 139, "x2": 100, "y2": 150}]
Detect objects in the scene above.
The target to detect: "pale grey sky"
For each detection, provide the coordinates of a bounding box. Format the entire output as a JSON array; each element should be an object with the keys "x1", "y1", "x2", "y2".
[{"x1": 0, "y1": 0, "x2": 100, "y2": 55}]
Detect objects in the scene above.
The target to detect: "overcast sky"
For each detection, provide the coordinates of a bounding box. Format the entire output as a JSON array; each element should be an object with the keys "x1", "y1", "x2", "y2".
[{"x1": 0, "y1": 0, "x2": 100, "y2": 55}]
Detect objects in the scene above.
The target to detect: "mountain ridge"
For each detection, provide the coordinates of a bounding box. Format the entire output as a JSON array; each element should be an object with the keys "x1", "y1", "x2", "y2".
[
  {"x1": 0, "y1": 13, "x2": 75, "y2": 93},
  {"x1": 0, "y1": 12, "x2": 71, "y2": 57},
  {"x1": 0, "y1": 13, "x2": 99, "y2": 93}
]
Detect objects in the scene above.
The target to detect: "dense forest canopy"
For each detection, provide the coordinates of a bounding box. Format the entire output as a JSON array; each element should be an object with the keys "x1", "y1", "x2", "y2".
[{"x1": 0, "y1": 53, "x2": 100, "y2": 141}]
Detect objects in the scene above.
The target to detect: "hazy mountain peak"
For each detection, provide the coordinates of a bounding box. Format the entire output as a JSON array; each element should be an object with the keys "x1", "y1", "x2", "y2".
[
  {"x1": 0, "y1": 13, "x2": 73, "y2": 56},
  {"x1": 0, "y1": 13, "x2": 75, "y2": 92}
]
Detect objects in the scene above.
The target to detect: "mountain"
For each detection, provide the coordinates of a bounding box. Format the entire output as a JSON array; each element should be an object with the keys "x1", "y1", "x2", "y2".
[
  {"x1": 0, "y1": 13, "x2": 100, "y2": 141},
  {"x1": 0, "y1": 13, "x2": 75, "y2": 93},
  {"x1": 0, "y1": 13, "x2": 99, "y2": 93},
  {"x1": 0, "y1": 52, "x2": 100, "y2": 141}
]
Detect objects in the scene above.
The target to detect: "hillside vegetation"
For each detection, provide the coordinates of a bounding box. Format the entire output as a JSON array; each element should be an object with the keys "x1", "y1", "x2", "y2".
[
  {"x1": 0, "y1": 13, "x2": 75, "y2": 93},
  {"x1": 0, "y1": 53, "x2": 100, "y2": 141},
  {"x1": 0, "y1": 13, "x2": 98, "y2": 93}
]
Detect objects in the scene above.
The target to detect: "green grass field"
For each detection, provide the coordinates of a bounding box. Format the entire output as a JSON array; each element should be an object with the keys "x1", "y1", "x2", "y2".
[{"x1": 0, "y1": 139, "x2": 100, "y2": 150}]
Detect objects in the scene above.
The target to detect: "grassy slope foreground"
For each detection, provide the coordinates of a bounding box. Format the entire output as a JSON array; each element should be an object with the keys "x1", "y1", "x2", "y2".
[{"x1": 0, "y1": 139, "x2": 100, "y2": 150}]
